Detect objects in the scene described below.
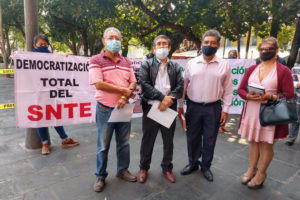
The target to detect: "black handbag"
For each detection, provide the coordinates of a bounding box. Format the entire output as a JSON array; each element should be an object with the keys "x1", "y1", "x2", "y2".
[{"x1": 259, "y1": 94, "x2": 298, "y2": 126}]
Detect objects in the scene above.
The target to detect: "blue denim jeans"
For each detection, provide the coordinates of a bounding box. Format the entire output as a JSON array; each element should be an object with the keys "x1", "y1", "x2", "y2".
[
  {"x1": 36, "y1": 126, "x2": 68, "y2": 143},
  {"x1": 95, "y1": 102, "x2": 131, "y2": 179}
]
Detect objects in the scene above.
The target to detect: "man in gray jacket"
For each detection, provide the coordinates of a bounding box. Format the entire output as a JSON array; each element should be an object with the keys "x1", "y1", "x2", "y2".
[{"x1": 138, "y1": 35, "x2": 184, "y2": 183}]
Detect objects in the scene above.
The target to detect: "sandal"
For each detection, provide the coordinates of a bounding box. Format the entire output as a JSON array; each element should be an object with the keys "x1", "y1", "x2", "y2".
[
  {"x1": 247, "y1": 171, "x2": 266, "y2": 189},
  {"x1": 247, "y1": 179, "x2": 265, "y2": 189},
  {"x1": 241, "y1": 168, "x2": 257, "y2": 185}
]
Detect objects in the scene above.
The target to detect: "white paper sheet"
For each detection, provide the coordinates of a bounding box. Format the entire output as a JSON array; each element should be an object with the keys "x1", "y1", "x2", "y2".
[
  {"x1": 147, "y1": 101, "x2": 178, "y2": 128},
  {"x1": 108, "y1": 104, "x2": 135, "y2": 122}
]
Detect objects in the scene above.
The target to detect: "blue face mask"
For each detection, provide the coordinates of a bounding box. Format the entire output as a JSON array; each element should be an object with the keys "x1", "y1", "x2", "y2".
[
  {"x1": 202, "y1": 45, "x2": 217, "y2": 57},
  {"x1": 106, "y1": 39, "x2": 121, "y2": 53},
  {"x1": 34, "y1": 46, "x2": 51, "y2": 53}
]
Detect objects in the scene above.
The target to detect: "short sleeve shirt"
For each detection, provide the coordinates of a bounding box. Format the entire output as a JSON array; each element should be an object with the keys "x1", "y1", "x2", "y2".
[{"x1": 89, "y1": 51, "x2": 136, "y2": 107}]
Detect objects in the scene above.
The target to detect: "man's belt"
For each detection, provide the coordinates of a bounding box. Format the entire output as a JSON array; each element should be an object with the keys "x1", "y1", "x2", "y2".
[
  {"x1": 190, "y1": 100, "x2": 221, "y2": 106},
  {"x1": 98, "y1": 101, "x2": 114, "y2": 109}
]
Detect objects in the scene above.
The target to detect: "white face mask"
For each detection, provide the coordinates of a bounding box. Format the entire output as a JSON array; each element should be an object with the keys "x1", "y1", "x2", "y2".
[{"x1": 155, "y1": 48, "x2": 169, "y2": 60}]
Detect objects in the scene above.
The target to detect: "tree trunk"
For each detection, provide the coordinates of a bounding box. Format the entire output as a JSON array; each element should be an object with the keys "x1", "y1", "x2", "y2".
[
  {"x1": 24, "y1": 0, "x2": 49, "y2": 149},
  {"x1": 270, "y1": 19, "x2": 279, "y2": 38},
  {"x1": 237, "y1": 38, "x2": 241, "y2": 58},
  {"x1": 287, "y1": 18, "x2": 300, "y2": 68},
  {"x1": 15, "y1": 20, "x2": 25, "y2": 38},
  {"x1": 5, "y1": 27, "x2": 11, "y2": 57},
  {"x1": 71, "y1": 39, "x2": 78, "y2": 55},
  {"x1": 0, "y1": 3, "x2": 9, "y2": 78},
  {"x1": 81, "y1": 30, "x2": 88, "y2": 56},
  {"x1": 245, "y1": 25, "x2": 252, "y2": 59},
  {"x1": 270, "y1": 0, "x2": 280, "y2": 38}
]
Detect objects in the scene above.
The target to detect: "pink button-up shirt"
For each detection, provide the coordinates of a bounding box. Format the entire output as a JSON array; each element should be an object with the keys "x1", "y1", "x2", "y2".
[{"x1": 184, "y1": 55, "x2": 232, "y2": 113}]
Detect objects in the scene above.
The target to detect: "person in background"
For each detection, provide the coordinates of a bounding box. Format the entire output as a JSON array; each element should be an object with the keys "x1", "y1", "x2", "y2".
[
  {"x1": 32, "y1": 35, "x2": 79, "y2": 155},
  {"x1": 89, "y1": 27, "x2": 137, "y2": 192},
  {"x1": 286, "y1": 53, "x2": 300, "y2": 146},
  {"x1": 138, "y1": 35, "x2": 184, "y2": 183},
  {"x1": 238, "y1": 37, "x2": 294, "y2": 189},
  {"x1": 178, "y1": 30, "x2": 232, "y2": 182},
  {"x1": 228, "y1": 49, "x2": 238, "y2": 59}
]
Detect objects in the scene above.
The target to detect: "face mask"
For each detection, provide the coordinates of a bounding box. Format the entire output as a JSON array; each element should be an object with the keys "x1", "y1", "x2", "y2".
[
  {"x1": 36, "y1": 46, "x2": 50, "y2": 53},
  {"x1": 155, "y1": 48, "x2": 169, "y2": 60},
  {"x1": 260, "y1": 51, "x2": 276, "y2": 61},
  {"x1": 202, "y1": 45, "x2": 217, "y2": 56},
  {"x1": 228, "y1": 56, "x2": 237, "y2": 59},
  {"x1": 106, "y1": 39, "x2": 121, "y2": 53}
]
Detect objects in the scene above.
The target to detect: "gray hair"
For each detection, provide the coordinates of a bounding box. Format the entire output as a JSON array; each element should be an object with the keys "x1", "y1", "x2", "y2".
[
  {"x1": 153, "y1": 35, "x2": 171, "y2": 47},
  {"x1": 202, "y1": 29, "x2": 221, "y2": 43},
  {"x1": 103, "y1": 27, "x2": 122, "y2": 39}
]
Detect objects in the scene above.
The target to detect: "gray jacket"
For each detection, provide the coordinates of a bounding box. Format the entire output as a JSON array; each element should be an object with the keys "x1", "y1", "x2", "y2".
[{"x1": 139, "y1": 56, "x2": 184, "y2": 108}]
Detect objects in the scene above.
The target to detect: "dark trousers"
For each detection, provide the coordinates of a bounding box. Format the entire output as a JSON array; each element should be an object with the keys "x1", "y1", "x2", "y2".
[
  {"x1": 186, "y1": 100, "x2": 222, "y2": 170},
  {"x1": 139, "y1": 103, "x2": 176, "y2": 172}
]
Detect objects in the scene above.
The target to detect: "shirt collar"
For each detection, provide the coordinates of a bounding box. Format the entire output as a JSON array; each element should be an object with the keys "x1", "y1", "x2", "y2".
[
  {"x1": 101, "y1": 50, "x2": 121, "y2": 63},
  {"x1": 155, "y1": 56, "x2": 170, "y2": 65},
  {"x1": 196, "y1": 54, "x2": 220, "y2": 64}
]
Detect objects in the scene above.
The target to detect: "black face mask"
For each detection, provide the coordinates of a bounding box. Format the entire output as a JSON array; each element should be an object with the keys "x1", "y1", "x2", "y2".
[
  {"x1": 260, "y1": 51, "x2": 276, "y2": 61},
  {"x1": 202, "y1": 45, "x2": 217, "y2": 56}
]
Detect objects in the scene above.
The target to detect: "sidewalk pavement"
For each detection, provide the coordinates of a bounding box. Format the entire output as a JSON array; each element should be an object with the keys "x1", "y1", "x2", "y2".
[{"x1": 1, "y1": 77, "x2": 300, "y2": 200}]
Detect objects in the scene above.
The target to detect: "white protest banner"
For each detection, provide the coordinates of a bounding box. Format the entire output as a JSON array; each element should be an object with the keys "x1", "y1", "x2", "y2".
[
  {"x1": 130, "y1": 58, "x2": 255, "y2": 115},
  {"x1": 14, "y1": 51, "x2": 255, "y2": 128},
  {"x1": 14, "y1": 51, "x2": 96, "y2": 128},
  {"x1": 228, "y1": 58, "x2": 256, "y2": 114}
]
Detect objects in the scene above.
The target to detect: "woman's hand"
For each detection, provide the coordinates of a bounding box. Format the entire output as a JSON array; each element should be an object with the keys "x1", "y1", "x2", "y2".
[
  {"x1": 246, "y1": 91, "x2": 262, "y2": 101},
  {"x1": 260, "y1": 93, "x2": 272, "y2": 101}
]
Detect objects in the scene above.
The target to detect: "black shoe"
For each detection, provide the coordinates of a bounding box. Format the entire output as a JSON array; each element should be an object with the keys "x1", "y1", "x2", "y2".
[
  {"x1": 180, "y1": 164, "x2": 199, "y2": 175},
  {"x1": 202, "y1": 169, "x2": 213, "y2": 182},
  {"x1": 285, "y1": 140, "x2": 295, "y2": 146}
]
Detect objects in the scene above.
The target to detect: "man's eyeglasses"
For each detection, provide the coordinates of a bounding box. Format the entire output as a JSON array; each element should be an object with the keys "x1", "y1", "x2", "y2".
[{"x1": 259, "y1": 47, "x2": 276, "y2": 51}]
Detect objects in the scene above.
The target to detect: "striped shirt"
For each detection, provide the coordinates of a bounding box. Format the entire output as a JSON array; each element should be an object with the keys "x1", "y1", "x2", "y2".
[{"x1": 89, "y1": 51, "x2": 136, "y2": 107}]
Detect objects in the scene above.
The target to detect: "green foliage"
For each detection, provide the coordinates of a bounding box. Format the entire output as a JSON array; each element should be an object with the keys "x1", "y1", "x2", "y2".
[
  {"x1": 39, "y1": 0, "x2": 117, "y2": 56},
  {"x1": 0, "y1": 0, "x2": 299, "y2": 57},
  {"x1": 277, "y1": 23, "x2": 296, "y2": 52}
]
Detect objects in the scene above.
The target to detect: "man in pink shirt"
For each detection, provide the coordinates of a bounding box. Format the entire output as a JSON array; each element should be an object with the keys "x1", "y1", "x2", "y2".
[
  {"x1": 89, "y1": 27, "x2": 137, "y2": 192},
  {"x1": 178, "y1": 30, "x2": 232, "y2": 182}
]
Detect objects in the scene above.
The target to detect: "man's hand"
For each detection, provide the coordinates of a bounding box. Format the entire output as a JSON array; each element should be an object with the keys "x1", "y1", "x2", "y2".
[
  {"x1": 158, "y1": 102, "x2": 167, "y2": 111},
  {"x1": 158, "y1": 96, "x2": 175, "y2": 111},
  {"x1": 177, "y1": 107, "x2": 184, "y2": 117},
  {"x1": 117, "y1": 97, "x2": 127, "y2": 109},
  {"x1": 220, "y1": 112, "x2": 228, "y2": 126},
  {"x1": 121, "y1": 88, "x2": 133, "y2": 98},
  {"x1": 246, "y1": 91, "x2": 261, "y2": 101}
]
